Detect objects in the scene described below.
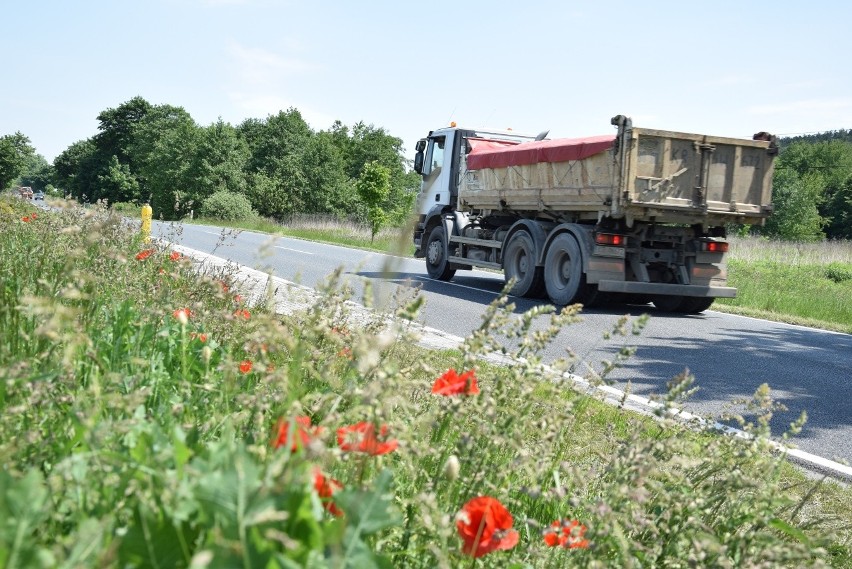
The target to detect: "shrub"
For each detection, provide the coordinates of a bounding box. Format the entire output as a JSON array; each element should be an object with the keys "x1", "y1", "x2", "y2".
[
  {"x1": 110, "y1": 201, "x2": 141, "y2": 216},
  {"x1": 200, "y1": 190, "x2": 255, "y2": 221},
  {"x1": 825, "y1": 262, "x2": 852, "y2": 283}
]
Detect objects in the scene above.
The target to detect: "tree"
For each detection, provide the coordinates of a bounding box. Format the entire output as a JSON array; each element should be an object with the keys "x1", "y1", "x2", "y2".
[
  {"x1": 95, "y1": 96, "x2": 153, "y2": 168},
  {"x1": 299, "y1": 132, "x2": 351, "y2": 215},
  {"x1": 762, "y1": 168, "x2": 825, "y2": 241},
  {"x1": 18, "y1": 153, "x2": 52, "y2": 193},
  {"x1": 766, "y1": 140, "x2": 852, "y2": 240},
  {"x1": 193, "y1": 119, "x2": 248, "y2": 198},
  {"x1": 355, "y1": 161, "x2": 391, "y2": 242},
  {"x1": 326, "y1": 121, "x2": 419, "y2": 225},
  {"x1": 238, "y1": 109, "x2": 315, "y2": 220},
  {"x1": 53, "y1": 139, "x2": 98, "y2": 200},
  {"x1": 0, "y1": 132, "x2": 35, "y2": 191},
  {"x1": 136, "y1": 114, "x2": 201, "y2": 219},
  {"x1": 97, "y1": 155, "x2": 139, "y2": 204}
]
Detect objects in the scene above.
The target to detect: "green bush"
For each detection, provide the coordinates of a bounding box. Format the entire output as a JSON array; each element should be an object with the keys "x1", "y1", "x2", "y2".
[
  {"x1": 110, "y1": 201, "x2": 141, "y2": 216},
  {"x1": 825, "y1": 262, "x2": 852, "y2": 283},
  {"x1": 200, "y1": 190, "x2": 255, "y2": 221}
]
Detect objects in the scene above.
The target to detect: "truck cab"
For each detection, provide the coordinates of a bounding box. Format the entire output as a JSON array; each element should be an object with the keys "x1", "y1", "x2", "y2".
[{"x1": 412, "y1": 126, "x2": 535, "y2": 257}]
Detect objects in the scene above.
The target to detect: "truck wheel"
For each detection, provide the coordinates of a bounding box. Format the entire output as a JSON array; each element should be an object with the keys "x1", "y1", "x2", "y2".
[
  {"x1": 652, "y1": 295, "x2": 686, "y2": 312},
  {"x1": 543, "y1": 233, "x2": 588, "y2": 305},
  {"x1": 503, "y1": 231, "x2": 545, "y2": 297},
  {"x1": 425, "y1": 226, "x2": 456, "y2": 281},
  {"x1": 679, "y1": 297, "x2": 715, "y2": 314}
]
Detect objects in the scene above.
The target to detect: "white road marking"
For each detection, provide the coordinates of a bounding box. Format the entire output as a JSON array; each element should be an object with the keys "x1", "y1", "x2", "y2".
[
  {"x1": 416, "y1": 275, "x2": 501, "y2": 295},
  {"x1": 275, "y1": 246, "x2": 315, "y2": 255},
  {"x1": 203, "y1": 231, "x2": 221, "y2": 236}
]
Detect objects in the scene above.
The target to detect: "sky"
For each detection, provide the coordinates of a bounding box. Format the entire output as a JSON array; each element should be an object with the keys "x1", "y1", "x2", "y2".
[{"x1": 3, "y1": 1, "x2": 852, "y2": 163}]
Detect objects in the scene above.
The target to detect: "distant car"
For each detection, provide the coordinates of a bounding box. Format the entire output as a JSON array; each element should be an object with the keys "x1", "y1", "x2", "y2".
[{"x1": 34, "y1": 191, "x2": 44, "y2": 200}]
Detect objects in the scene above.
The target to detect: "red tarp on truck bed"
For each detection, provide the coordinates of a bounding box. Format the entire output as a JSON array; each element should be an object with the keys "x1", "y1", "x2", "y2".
[{"x1": 467, "y1": 134, "x2": 616, "y2": 170}]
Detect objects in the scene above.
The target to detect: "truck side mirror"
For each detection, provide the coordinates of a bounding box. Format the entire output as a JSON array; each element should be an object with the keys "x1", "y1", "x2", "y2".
[{"x1": 413, "y1": 139, "x2": 427, "y2": 174}]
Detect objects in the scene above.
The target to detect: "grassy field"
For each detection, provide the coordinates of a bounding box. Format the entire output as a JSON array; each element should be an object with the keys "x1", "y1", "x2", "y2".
[{"x1": 4, "y1": 199, "x2": 850, "y2": 567}]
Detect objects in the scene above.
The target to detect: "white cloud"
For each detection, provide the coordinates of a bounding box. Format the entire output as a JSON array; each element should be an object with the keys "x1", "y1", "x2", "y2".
[{"x1": 226, "y1": 40, "x2": 314, "y2": 87}]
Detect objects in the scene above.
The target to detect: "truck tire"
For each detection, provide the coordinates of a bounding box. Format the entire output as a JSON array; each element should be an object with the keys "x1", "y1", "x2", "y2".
[
  {"x1": 653, "y1": 295, "x2": 714, "y2": 313},
  {"x1": 652, "y1": 295, "x2": 686, "y2": 312},
  {"x1": 425, "y1": 225, "x2": 456, "y2": 281},
  {"x1": 503, "y1": 231, "x2": 545, "y2": 297},
  {"x1": 679, "y1": 297, "x2": 715, "y2": 314},
  {"x1": 543, "y1": 233, "x2": 590, "y2": 306}
]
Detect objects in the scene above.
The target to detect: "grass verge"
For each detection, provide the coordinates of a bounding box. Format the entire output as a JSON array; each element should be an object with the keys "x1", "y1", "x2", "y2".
[{"x1": 2, "y1": 199, "x2": 850, "y2": 566}]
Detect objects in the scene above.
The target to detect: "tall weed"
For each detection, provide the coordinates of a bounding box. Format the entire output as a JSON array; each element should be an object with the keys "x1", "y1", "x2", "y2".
[{"x1": 0, "y1": 198, "x2": 845, "y2": 567}]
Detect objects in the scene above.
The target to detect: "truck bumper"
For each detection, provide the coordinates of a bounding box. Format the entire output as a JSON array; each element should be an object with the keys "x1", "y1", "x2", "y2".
[{"x1": 597, "y1": 280, "x2": 736, "y2": 298}]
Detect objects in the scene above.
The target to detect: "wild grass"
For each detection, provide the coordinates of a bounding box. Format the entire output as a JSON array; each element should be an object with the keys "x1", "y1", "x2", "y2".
[
  {"x1": 716, "y1": 236, "x2": 852, "y2": 332},
  {"x1": 728, "y1": 236, "x2": 852, "y2": 265},
  {"x1": 189, "y1": 213, "x2": 409, "y2": 255},
  {"x1": 7, "y1": 198, "x2": 842, "y2": 566}
]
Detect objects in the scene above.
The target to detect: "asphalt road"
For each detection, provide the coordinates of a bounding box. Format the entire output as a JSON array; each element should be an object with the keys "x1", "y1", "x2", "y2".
[{"x1": 154, "y1": 221, "x2": 852, "y2": 466}]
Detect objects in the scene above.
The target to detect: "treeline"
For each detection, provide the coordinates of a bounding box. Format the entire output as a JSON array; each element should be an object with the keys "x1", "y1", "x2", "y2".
[
  {"x1": 761, "y1": 132, "x2": 852, "y2": 240},
  {"x1": 779, "y1": 129, "x2": 852, "y2": 148},
  {"x1": 4, "y1": 107, "x2": 852, "y2": 241},
  {"x1": 29, "y1": 96, "x2": 420, "y2": 224}
]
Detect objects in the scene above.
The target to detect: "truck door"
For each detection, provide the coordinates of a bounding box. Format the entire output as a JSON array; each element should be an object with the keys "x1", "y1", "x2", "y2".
[{"x1": 415, "y1": 131, "x2": 456, "y2": 217}]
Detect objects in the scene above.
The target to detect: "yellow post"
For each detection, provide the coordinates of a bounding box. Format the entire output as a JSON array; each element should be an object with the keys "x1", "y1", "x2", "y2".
[{"x1": 141, "y1": 203, "x2": 153, "y2": 243}]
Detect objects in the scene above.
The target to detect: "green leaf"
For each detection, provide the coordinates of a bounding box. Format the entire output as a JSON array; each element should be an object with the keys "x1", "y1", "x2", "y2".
[
  {"x1": 0, "y1": 469, "x2": 52, "y2": 569},
  {"x1": 118, "y1": 504, "x2": 195, "y2": 568},
  {"x1": 58, "y1": 518, "x2": 105, "y2": 569},
  {"x1": 769, "y1": 517, "x2": 811, "y2": 545},
  {"x1": 334, "y1": 469, "x2": 400, "y2": 538},
  {"x1": 329, "y1": 469, "x2": 399, "y2": 568}
]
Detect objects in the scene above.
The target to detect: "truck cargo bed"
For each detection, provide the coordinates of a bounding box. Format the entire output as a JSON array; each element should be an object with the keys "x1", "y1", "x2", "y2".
[{"x1": 459, "y1": 120, "x2": 775, "y2": 226}]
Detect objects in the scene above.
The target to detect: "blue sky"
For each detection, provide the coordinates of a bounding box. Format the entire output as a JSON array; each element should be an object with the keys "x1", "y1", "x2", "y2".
[{"x1": 3, "y1": 1, "x2": 851, "y2": 163}]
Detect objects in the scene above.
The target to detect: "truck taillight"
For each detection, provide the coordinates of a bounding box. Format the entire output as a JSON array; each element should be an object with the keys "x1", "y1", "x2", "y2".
[
  {"x1": 702, "y1": 241, "x2": 729, "y2": 253},
  {"x1": 595, "y1": 233, "x2": 625, "y2": 246}
]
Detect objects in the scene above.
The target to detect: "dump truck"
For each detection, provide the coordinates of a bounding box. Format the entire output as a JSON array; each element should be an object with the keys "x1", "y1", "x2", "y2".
[{"x1": 411, "y1": 115, "x2": 777, "y2": 313}]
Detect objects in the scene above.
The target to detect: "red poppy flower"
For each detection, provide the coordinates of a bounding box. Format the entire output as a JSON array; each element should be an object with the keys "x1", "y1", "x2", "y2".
[
  {"x1": 21, "y1": 216, "x2": 31, "y2": 222},
  {"x1": 432, "y1": 368, "x2": 480, "y2": 396},
  {"x1": 456, "y1": 496, "x2": 519, "y2": 558},
  {"x1": 313, "y1": 469, "x2": 344, "y2": 517},
  {"x1": 337, "y1": 422, "x2": 398, "y2": 455},
  {"x1": 330, "y1": 326, "x2": 349, "y2": 337},
  {"x1": 233, "y1": 294, "x2": 243, "y2": 304},
  {"x1": 190, "y1": 332, "x2": 208, "y2": 343},
  {"x1": 172, "y1": 308, "x2": 192, "y2": 321},
  {"x1": 239, "y1": 360, "x2": 253, "y2": 374},
  {"x1": 170, "y1": 251, "x2": 182, "y2": 261},
  {"x1": 233, "y1": 308, "x2": 251, "y2": 320},
  {"x1": 272, "y1": 416, "x2": 321, "y2": 452},
  {"x1": 30, "y1": 212, "x2": 37, "y2": 219},
  {"x1": 337, "y1": 347, "x2": 352, "y2": 359},
  {"x1": 135, "y1": 249, "x2": 155, "y2": 261},
  {"x1": 543, "y1": 519, "x2": 589, "y2": 549}
]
